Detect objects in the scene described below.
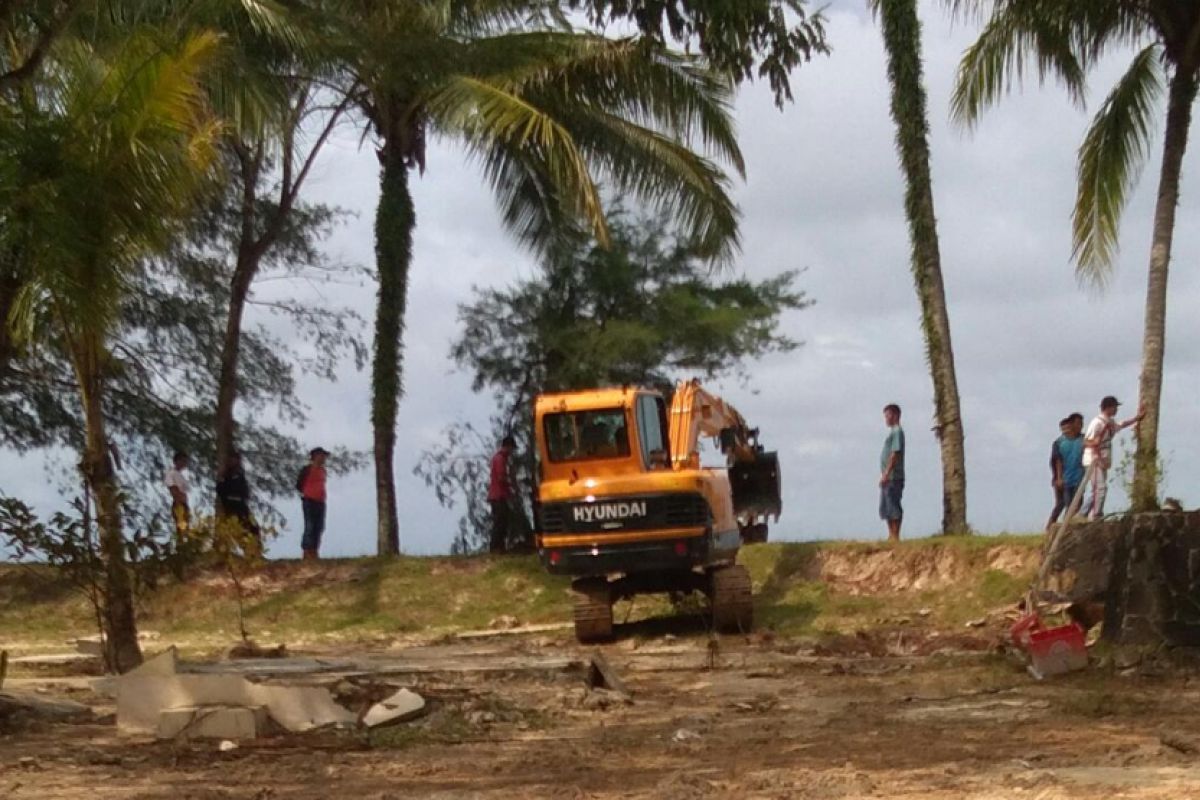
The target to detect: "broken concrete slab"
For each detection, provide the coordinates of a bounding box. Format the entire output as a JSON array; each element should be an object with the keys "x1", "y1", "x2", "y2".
[
  {"x1": 362, "y1": 688, "x2": 425, "y2": 728},
  {"x1": 454, "y1": 622, "x2": 573, "y2": 640},
  {"x1": 73, "y1": 637, "x2": 103, "y2": 657},
  {"x1": 10, "y1": 653, "x2": 101, "y2": 670},
  {"x1": 157, "y1": 705, "x2": 268, "y2": 741},
  {"x1": 587, "y1": 652, "x2": 630, "y2": 696},
  {"x1": 0, "y1": 690, "x2": 92, "y2": 722},
  {"x1": 117, "y1": 649, "x2": 355, "y2": 735}
]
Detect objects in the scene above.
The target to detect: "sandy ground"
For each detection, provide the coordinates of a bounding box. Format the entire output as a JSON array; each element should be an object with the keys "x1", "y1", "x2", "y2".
[{"x1": 4, "y1": 626, "x2": 1200, "y2": 800}]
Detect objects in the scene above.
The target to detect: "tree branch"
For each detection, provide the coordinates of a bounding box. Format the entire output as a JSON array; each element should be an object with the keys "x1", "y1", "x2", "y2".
[{"x1": 0, "y1": 0, "x2": 83, "y2": 91}]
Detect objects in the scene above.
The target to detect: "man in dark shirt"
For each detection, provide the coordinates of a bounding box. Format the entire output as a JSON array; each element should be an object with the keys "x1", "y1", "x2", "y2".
[
  {"x1": 487, "y1": 435, "x2": 516, "y2": 554},
  {"x1": 216, "y1": 450, "x2": 261, "y2": 542}
]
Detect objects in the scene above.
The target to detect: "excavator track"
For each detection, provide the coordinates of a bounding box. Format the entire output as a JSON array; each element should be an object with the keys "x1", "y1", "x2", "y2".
[
  {"x1": 709, "y1": 564, "x2": 753, "y2": 634},
  {"x1": 573, "y1": 578, "x2": 614, "y2": 643}
]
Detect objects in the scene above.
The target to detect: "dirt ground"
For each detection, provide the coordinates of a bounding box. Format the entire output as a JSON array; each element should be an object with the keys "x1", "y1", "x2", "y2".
[{"x1": 5, "y1": 621, "x2": 1200, "y2": 800}]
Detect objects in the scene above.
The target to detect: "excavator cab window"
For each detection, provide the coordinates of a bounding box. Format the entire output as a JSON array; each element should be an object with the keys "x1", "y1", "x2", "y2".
[
  {"x1": 635, "y1": 394, "x2": 669, "y2": 469},
  {"x1": 544, "y1": 408, "x2": 630, "y2": 461}
]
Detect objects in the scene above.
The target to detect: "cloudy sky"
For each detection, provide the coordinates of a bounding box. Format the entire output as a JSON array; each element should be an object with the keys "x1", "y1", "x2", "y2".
[{"x1": 4, "y1": 0, "x2": 1199, "y2": 557}]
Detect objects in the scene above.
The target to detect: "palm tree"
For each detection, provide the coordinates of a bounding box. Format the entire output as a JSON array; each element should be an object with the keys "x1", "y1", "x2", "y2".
[
  {"x1": 1, "y1": 29, "x2": 221, "y2": 671},
  {"x1": 952, "y1": 1, "x2": 1200, "y2": 511},
  {"x1": 324, "y1": 1, "x2": 745, "y2": 555},
  {"x1": 868, "y1": 0, "x2": 969, "y2": 534}
]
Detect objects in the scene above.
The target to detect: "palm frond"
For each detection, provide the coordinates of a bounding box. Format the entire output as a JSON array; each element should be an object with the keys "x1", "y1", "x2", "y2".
[
  {"x1": 462, "y1": 33, "x2": 745, "y2": 177},
  {"x1": 951, "y1": 0, "x2": 1088, "y2": 127},
  {"x1": 1072, "y1": 43, "x2": 1163, "y2": 281},
  {"x1": 563, "y1": 107, "x2": 740, "y2": 262},
  {"x1": 476, "y1": 142, "x2": 587, "y2": 257},
  {"x1": 428, "y1": 73, "x2": 606, "y2": 241},
  {"x1": 2, "y1": 26, "x2": 223, "y2": 345}
]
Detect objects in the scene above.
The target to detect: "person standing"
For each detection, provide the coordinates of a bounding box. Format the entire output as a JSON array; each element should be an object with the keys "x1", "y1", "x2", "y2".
[
  {"x1": 297, "y1": 447, "x2": 329, "y2": 560},
  {"x1": 164, "y1": 451, "x2": 190, "y2": 538},
  {"x1": 487, "y1": 435, "x2": 517, "y2": 554},
  {"x1": 879, "y1": 404, "x2": 905, "y2": 542},
  {"x1": 1047, "y1": 414, "x2": 1085, "y2": 529},
  {"x1": 1083, "y1": 397, "x2": 1143, "y2": 520},
  {"x1": 216, "y1": 450, "x2": 261, "y2": 542}
]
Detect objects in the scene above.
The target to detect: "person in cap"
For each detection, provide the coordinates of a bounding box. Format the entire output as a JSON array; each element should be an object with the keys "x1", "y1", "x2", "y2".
[
  {"x1": 297, "y1": 447, "x2": 329, "y2": 559},
  {"x1": 1083, "y1": 396, "x2": 1143, "y2": 520}
]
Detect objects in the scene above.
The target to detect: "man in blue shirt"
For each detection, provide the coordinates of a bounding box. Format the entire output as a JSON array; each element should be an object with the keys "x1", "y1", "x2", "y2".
[
  {"x1": 1046, "y1": 414, "x2": 1085, "y2": 530},
  {"x1": 879, "y1": 403, "x2": 905, "y2": 541}
]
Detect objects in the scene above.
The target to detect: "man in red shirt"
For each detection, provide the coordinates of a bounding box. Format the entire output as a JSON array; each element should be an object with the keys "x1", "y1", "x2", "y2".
[
  {"x1": 297, "y1": 447, "x2": 329, "y2": 560},
  {"x1": 487, "y1": 435, "x2": 516, "y2": 554}
]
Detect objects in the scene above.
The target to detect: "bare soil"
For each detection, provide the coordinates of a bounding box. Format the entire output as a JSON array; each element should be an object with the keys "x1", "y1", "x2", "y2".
[{"x1": 5, "y1": 624, "x2": 1200, "y2": 799}]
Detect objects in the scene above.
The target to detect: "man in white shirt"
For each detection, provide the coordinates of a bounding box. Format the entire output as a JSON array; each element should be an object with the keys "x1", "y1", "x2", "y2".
[
  {"x1": 1083, "y1": 396, "x2": 1143, "y2": 520},
  {"x1": 164, "y1": 451, "x2": 190, "y2": 537}
]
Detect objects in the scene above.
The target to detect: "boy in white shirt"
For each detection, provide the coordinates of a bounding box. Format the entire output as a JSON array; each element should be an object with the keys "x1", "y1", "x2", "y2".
[
  {"x1": 1083, "y1": 396, "x2": 1143, "y2": 520},
  {"x1": 164, "y1": 451, "x2": 190, "y2": 536}
]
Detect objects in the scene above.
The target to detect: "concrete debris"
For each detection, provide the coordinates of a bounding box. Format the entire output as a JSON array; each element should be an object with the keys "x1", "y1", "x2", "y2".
[
  {"x1": 467, "y1": 709, "x2": 498, "y2": 725},
  {"x1": 219, "y1": 740, "x2": 239, "y2": 752},
  {"x1": 672, "y1": 728, "x2": 701, "y2": 742},
  {"x1": 157, "y1": 705, "x2": 268, "y2": 741},
  {"x1": 455, "y1": 622, "x2": 573, "y2": 641},
  {"x1": 0, "y1": 690, "x2": 93, "y2": 722},
  {"x1": 117, "y1": 649, "x2": 355, "y2": 735},
  {"x1": 587, "y1": 652, "x2": 630, "y2": 696},
  {"x1": 9, "y1": 653, "x2": 101, "y2": 670},
  {"x1": 361, "y1": 688, "x2": 426, "y2": 728},
  {"x1": 1160, "y1": 732, "x2": 1198, "y2": 755},
  {"x1": 225, "y1": 641, "x2": 288, "y2": 660},
  {"x1": 74, "y1": 637, "x2": 104, "y2": 657},
  {"x1": 581, "y1": 688, "x2": 632, "y2": 711}
]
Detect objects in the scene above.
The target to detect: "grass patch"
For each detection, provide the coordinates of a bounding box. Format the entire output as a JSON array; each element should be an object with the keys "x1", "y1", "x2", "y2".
[{"x1": 1, "y1": 534, "x2": 1046, "y2": 647}]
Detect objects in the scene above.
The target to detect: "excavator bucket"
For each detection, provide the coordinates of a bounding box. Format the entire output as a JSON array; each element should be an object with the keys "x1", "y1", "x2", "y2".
[{"x1": 730, "y1": 451, "x2": 782, "y2": 520}]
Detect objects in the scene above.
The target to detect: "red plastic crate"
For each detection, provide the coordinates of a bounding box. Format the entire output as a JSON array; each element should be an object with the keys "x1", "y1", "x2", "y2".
[{"x1": 1011, "y1": 614, "x2": 1088, "y2": 678}]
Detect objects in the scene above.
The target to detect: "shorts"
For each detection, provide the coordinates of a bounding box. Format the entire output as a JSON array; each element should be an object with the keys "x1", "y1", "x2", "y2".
[{"x1": 879, "y1": 480, "x2": 904, "y2": 521}]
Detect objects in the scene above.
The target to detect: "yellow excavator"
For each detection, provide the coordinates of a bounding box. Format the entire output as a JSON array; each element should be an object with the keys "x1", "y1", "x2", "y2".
[{"x1": 533, "y1": 379, "x2": 782, "y2": 642}]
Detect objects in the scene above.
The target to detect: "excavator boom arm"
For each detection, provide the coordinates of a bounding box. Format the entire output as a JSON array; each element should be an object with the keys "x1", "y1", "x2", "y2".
[{"x1": 667, "y1": 378, "x2": 782, "y2": 523}]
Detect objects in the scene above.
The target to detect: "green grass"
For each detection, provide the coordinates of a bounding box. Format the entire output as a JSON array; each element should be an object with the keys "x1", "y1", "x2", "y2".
[{"x1": 0, "y1": 534, "x2": 1046, "y2": 649}]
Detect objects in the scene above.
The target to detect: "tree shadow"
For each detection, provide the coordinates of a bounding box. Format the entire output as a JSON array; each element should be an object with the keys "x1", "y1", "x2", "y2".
[{"x1": 613, "y1": 611, "x2": 711, "y2": 640}]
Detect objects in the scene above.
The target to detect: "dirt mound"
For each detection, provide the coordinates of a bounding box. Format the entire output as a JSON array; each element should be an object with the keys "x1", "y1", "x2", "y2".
[
  {"x1": 814, "y1": 544, "x2": 1039, "y2": 595},
  {"x1": 190, "y1": 559, "x2": 374, "y2": 598}
]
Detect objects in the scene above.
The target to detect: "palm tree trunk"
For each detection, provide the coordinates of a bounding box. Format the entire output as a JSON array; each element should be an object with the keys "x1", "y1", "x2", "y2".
[
  {"x1": 73, "y1": 339, "x2": 142, "y2": 672},
  {"x1": 876, "y1": 0, "x2": 968, "y2": 534},
  {"x1": 371, "y1": 143, "x2": 414, "y2": 556},
  {"x1": 1131, "y1": 70, "x2": 1197, "y2": 512}
]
